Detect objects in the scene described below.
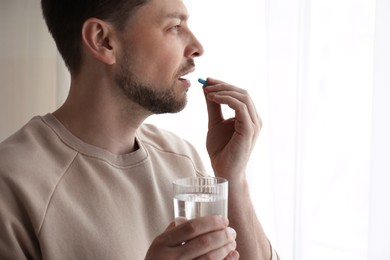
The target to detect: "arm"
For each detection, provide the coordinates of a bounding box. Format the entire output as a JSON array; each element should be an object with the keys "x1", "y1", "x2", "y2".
[
  {"x1": 203, "y1": 77, "x2": 275, "y2": 260},
  {"x1": 0, "y1": 178, "x2": 41, "y2": 259}
]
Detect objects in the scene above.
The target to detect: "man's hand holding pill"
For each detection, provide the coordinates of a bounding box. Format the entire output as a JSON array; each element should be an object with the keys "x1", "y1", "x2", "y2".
[
  {"x1": 200, "y1": 77, "x2": 272, "y2": 260},
  {"x1": 201, "y1": 77, "x2": 262, "y2": 181}
]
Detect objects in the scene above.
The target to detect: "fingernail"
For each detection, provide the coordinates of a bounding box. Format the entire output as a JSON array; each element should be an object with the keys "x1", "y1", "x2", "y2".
[
  {"x1": 227, "y1": 249, "x2": 239, "y2": 260},
  {"x1": 228, "y1": 227, "x2": 237, "y2": 239},
  {"x1": 221, "y1": 216, "x2": 229, "y2": 226}
]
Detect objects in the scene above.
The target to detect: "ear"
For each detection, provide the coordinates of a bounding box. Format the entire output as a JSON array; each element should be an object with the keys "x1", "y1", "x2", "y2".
[{"x1": 81, "y1": 18, "x2": 117, "y2": 65}]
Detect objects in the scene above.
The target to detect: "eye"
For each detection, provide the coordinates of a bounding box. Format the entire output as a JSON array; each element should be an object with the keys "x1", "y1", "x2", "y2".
[{"x1": 171, "y1": 24, "x2": 182, "y2": 31}]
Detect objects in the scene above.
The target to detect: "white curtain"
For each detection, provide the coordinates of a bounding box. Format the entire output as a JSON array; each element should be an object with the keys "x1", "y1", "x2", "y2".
[
  {"x1": 369, "y1": 0, "x2": 390, "y2": 259},
  {"x1": 1, "y1": 1, "x2": 389, "y2": 259},
  {"x1": 267, "y1": 0, "x2": 374, "y2": 258}
]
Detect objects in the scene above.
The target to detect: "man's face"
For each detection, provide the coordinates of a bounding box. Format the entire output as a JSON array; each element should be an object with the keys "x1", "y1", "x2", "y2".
[{"x1": 114, "y1": 0, "x2": 204, "y2": 114}]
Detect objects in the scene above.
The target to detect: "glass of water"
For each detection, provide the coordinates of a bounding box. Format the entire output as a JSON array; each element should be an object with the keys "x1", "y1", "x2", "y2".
[{"x1": 173, "y1": 176, "x2": 228, "y2": 223}]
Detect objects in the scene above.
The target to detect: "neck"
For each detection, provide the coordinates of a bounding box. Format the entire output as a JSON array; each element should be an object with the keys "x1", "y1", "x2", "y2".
[{"x1": 53, "y1": 76, "x2": 152, "y2": 155}]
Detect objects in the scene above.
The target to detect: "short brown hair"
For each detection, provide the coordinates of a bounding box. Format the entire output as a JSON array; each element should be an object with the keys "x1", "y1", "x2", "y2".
[{"x1": 41, "y1": 0, "x2": 149, "y2": 75}]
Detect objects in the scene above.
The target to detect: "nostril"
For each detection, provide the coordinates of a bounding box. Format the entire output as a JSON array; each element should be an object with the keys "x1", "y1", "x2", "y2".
[{"x1": 193, "y1": 51, "x2": 201, "y2": 58}]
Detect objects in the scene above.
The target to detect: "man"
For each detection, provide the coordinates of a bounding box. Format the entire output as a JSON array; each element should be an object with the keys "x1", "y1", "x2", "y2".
[{"x1": 0, "y1": 0, "x2": 278, "y2": 259}]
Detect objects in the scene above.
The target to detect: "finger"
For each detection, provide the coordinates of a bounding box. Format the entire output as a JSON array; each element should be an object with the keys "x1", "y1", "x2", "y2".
[
  {"x1": 159, "y1": 221, "x2": 180, "y2": 247},
  {"x1": 184, "y1": 228, "x2": 237, "y2": 259},
  {"x1": 145, "y1": 221, "x2": 182, "y2": 260},
  {"x1": 203, "y1": 86, "x2": 224, "y2": 128},
  {"x1": 194, "y1": 241, "x2": 237, "y2": 260},
  {"x1": 175, "y1": 216, "x2": 188, "y2": 226},
  {"x1": 205, "y1": 87, "x2": 262, "y2": 146},
  {"x1": 205, "y1": 77, "x2": 226, "y2": 86},
  {"x1": 205, "y1": 83, "x2": 261, "y2": 132},
  {"x1": 165, "y1": 221, "x2": 176, "y2": 230},
  {"x1": 166, "y1": 215, "x2": 229, "y2": 247},
  {"x1": 225, "y1": 250, "x2": 240, "y2": 260},
  {"x1": 207, "y1": 94, "x2": 254, "y2": 137}
]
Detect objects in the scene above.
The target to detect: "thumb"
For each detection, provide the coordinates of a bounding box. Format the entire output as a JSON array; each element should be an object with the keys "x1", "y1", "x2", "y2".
[
  {"x1": 174, "y1": 217, "x2": 188, "y2": 226},
  {"x1": 165, "y1": 221, "x2": 176, "y2": 231}
]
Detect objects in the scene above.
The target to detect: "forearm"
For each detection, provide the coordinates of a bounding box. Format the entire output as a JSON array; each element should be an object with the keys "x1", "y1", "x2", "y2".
[{"x1": 228, "y1": 176, "x2": 272, "y2": 260}]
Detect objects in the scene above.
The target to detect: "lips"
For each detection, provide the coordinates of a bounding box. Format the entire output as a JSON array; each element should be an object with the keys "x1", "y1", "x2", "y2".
[
  {"x1": 178, "y1": 66, "x2": 195, "y2": 81},
  {"x1": 177, "y1": 70, "x2": 194, "y2": 90},
  {"x1": 178, "y1": 75, "x2": 189, "y2": 81}
]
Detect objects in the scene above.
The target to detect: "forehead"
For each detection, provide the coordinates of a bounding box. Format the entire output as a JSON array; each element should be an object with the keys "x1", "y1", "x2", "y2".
[{"x1": 136, "y1": 0, "x2": 189, "y2": 21}]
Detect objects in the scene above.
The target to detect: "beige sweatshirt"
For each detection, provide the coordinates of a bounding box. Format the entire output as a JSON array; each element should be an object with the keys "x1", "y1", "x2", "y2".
[{"x1": 0, "y1": 114, "x2": 207, "y2": 259}]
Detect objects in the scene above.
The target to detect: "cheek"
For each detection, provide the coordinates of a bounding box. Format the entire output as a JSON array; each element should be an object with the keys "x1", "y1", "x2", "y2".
[
  {"x1": 123, "y1": 35, "x2": 184, "y2": 82},
  {"x1": 158, "y1": 41, "x2": 182, "y2": 65},
  {"x1": 151, "y1": 45, "x2": 183, "y2": 79}
]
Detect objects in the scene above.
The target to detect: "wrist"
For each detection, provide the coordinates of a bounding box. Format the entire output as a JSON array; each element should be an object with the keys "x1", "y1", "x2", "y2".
[
  {"x1": 226, "y1": 172, "x2": 248, "y2": 190},
  {"x1": 227, "y1": 175, "x2": 250, "y2": 200}
]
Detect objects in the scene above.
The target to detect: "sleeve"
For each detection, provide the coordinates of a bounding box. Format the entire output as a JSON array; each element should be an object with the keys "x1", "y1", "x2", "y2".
[{"x1": 0, "y1": 175, "x2": 41, "y2": 259}]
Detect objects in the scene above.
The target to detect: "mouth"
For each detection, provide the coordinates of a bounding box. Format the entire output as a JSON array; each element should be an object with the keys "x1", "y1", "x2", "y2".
[
  {"x1": 178, "y1": 76, "x2": 189, "y2": 82},
  {"x1": 178, "y1": 67, "x2": 195, "y2": 82}
]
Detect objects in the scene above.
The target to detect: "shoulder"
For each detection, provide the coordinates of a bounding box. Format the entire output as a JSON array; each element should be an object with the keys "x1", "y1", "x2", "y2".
[
  {"x1": 0, "y1": 115, "x2": 78, "y2": 194},
  {"x1": 0, "y1": 116, "x2": 50, "y2": 170},
  {"x1": 137, "y1": 124, "x2": 206, "y2": 172},
  {"x1": 137, "y1": 124, "x2": 196, "y2": 154},
  {"x1": 0, "y1": 115, "x2": 77, "y2": 175},
  {"x1": 0, "y1": 115, "x2": 78, "y2": 218},
  {"x1": 0, "y1": 115, "x2": 79, "y2": 257},
  {"x1": 0, "y1": 115, "x2": 79, "y2": 236}
]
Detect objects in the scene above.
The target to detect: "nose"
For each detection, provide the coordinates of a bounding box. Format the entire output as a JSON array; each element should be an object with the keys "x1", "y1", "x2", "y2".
[{"x1": 185, "y1": 31, "x2": 204, "y2": 58}]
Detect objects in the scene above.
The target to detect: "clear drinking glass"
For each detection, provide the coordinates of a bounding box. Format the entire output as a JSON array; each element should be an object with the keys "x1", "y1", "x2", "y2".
[{"x1": 173, "y1": 177, "x2": 228, "y2": 223}]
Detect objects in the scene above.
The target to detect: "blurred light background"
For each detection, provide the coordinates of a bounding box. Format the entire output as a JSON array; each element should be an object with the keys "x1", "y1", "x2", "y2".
[{"x1": 1, "y1": 0, "x2": 389, "y2": 259}]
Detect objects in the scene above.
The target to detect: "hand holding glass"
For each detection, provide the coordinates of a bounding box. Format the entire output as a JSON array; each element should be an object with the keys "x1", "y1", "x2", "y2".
[{"x1": 173, "y1": 177, "x2": 228, "y2": 223}]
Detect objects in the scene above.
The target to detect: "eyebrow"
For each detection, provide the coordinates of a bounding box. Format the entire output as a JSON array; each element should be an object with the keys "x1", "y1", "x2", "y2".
[{"x1": 165, "y1": 12, "x2": 189, "y2": 21}]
